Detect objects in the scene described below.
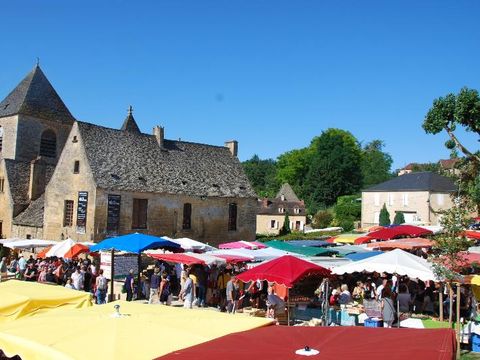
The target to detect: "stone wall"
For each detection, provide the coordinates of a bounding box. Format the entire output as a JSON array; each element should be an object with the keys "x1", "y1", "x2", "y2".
[
  {"x1": 0, "y1": 160, "x2": 14, "y2": 238},
  {"x1": 15, "y1": 115, "x2": 71, "y2": 164},
  {"x1": 0, "y1": 115, "x2": 19, "y2": 160},
  {"x1": 11, "y1": 224, "x2": 43, "y2": 239}
]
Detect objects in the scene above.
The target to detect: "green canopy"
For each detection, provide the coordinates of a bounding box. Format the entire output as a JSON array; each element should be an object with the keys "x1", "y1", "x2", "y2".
[{"x1": 264, "y1": 240, "x2": 338, "y2": 257}]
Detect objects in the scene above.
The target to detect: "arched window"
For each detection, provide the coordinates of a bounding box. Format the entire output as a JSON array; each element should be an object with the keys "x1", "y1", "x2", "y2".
[
  {"x1": 0, "y1": 126, "x2": 3, "y2": 152},
  {"x1": 39, "y1": 129, "x2": 56, "y2": 157}
]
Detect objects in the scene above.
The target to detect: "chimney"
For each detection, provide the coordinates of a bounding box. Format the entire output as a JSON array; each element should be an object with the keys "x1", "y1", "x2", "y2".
[
  {"x1": 29, "y1": 157, "x2": 46, "y2": 201},
  {"x1": 153, "y1": 126, "x2": 165, "y2": 149},
  {"x1": 224, "y1": 140, "x2": 238, "y2": 157}
]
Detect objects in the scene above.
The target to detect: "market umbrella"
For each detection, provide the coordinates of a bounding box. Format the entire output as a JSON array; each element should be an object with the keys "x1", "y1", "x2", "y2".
[
  {"x1": 264, "y1": 240, "x2": 338, "y2": 256},
  {"x1": 162, "y1": 236, "x2": 216, "y2": 252},
  {"x1": 218, "y1": 241, "x2": 267, "y2": 250},
  {"x1": 146, "y1": 252, "x2": 227, "y2": 266},
  {"x1": 0, "y1": 301, "x2": 273, "y2": 360},
  {"x1": 36, "y1": 246, "x2": 52, "y2": 259},
  {"x1": 327, "y1": 233, "x2": 370, "y2": 244},
  {"x1": 0, "y1": 281, "x2": 92, "y2": 324},
  {"x1": 367, "y1": 238, "x2": 434, "y2": 250},
  {"x1": 89, "y1": 233, "x2": 180, "y2": 253},
  {"x1": 345, "y1": 251, "x2": 384, "y2": 261},
  {"x1": 367, "y1": 225, "x2": 433, "y2": 240},
  {"x1": 63, "y1": 243, "x2": 90, "y2": 259},
  {"x1": 285, "y1": 240, "x2": 330, "y2": 247},
  {"x1": 2, "y1": 239, "x2": 58, "y2": 249},
  {"x1": 236, "y1": 255, "x2": 331, "y2": 288},
  {"x1": 158, "y1": 326, "x2": 456, "y2": 360},
  {"x1": 332, "y1": 249, "x2": 437, "y2": 282}
]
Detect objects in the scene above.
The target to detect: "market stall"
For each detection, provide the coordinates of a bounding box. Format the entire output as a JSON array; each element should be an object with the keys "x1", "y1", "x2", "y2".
[{"x1": 218, "y1": 240, "x2": 267, "y2": 250}]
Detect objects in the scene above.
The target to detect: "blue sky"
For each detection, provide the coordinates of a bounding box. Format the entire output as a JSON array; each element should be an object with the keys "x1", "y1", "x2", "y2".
[{"x1": 1, "y1": 1, "x2": 479, "y2": 170}]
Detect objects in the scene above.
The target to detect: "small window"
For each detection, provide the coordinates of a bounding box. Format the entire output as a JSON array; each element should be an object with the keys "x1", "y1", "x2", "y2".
[
  {"x1": 63, "y1": 200, "x2": 74, "y2": 227},
  {"x1": 0, "y1": 178, "x2": 4, "y2": 192},
  {"x1": 26, "y1": 234, "x2": 31, "y2": 239},
  {"x1": 374, "y1": 193, "x2": 380, "y2": 206},
  {"x1": 293, "y1": 207, "x2": 300, "y2": 214},
  {"x1": 270, "y1": 220, "x2": 276, "y2": 229},
  {"x1": 132, "y1": 198, "x2": 148, "y2": 229},
  {"x1": 39, "y1": 129, "x2": 56, "y2": 158},
  {"x1": 73, "y1": 161, "x2": 80, "y2": 174},
  {"x1": 402, "y1": 193, "x2": 409, "y2": 207},
  {"x1": 387, "y1": 193, "x2": 394, "y2": 206},
  {"x1": 228, "y1": 203, "x2": 237, "y2": 231},
  {"x1": 72, "y1": 136, "x2": 78, "y2": 143},
  {"x1": 437, "y1": 194, "x2": 444, "y2": 206},
  {"x1": 278, "y1": 207, "x2": 285, "y2": 214},
  {"x1": 183, "y1": 203, "x2": 192, "y2": 230},
  {"x1": 0, "y1": 126, "x2": 3, "y2": 152}
]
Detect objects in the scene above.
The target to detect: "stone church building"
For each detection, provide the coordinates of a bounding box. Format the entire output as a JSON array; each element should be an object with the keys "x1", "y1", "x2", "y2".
[{"x1": 0, "y1": 65, "x2": 257, "y2": 245}]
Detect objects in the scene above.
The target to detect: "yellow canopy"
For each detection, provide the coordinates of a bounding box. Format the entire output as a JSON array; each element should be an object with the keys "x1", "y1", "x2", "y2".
[
  {"x1": 0, "y1": 300, "x2": 273, "y2": 360},
  {"x1": 330, "y1": 233, "x2": 367, "y2": 244},
  {"x1": 0, "y1": 280, "x2": 92, "y2": 324},
  {"x1": 471, "y1": 275, "x2": 480, "y2": 301}
]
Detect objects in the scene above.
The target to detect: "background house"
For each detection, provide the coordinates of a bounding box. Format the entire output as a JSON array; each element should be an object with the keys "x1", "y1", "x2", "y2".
[
  {"x1": 361, "y1": 171, "x2": 456, "y2": 228},
  {"x1": 256, "y1": 183, "x2": 306, "y2": 235}
]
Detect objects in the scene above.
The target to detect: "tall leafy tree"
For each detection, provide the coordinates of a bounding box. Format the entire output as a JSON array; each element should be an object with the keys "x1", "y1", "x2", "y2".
[
  {"x1": 361, "y1": 140, "x2": 393, "y2": 188},
  {"x1": 423, "y1": 87, "x2": 480, "y2": 209},
  {"x1": 304, "y1": 129, "x2": 363, "y2": 212},
  {"x1": 393, "y1": 212, "x2": 405, "y2": 225},
  {"x1": 275, "y1": 148, "x2": 311, "y2": 199},
  {"x1": 242, "y1": 155, "x2": 278, "y2": 198}
]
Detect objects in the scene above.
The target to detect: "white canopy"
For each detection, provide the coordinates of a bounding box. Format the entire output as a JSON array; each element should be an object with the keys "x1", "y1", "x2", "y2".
[
  {"x1": 163, "y1": 237, "x2": 216, "y2": 252},
  {"x1": 332, "y1": 248, "x2": 437, "y2": 281},
  {"x1": 45, "y1": 238, "x2": 77, "y2": 258},
  {"x1": 2, "y1": 239, "x2": 58, "y2": 249}
]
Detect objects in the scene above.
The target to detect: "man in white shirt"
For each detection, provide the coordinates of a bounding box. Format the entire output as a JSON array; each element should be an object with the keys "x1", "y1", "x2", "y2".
[
  {"x1": 71, "y1": 267, "x2": 84, "y2": 290},
  {"x1": 376, "y1": 278, "x2": 388, "y2": 300},
  {"x1": 18, "y1": 255, "x2": 27, "y2": 279}
]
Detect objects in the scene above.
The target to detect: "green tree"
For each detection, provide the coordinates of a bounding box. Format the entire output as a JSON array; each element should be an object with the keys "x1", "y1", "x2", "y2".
[
  {"x1": 393, "y1": 212, "x2": 405, "y2": 225},
  {"x1": 304, "y1": 129, "x2": 363, "y2": 212},
  {"x1": 275, "y1": 148, "x2": 311, "y2": 199},
  {"x1": 361, "y1": 140, "x2": 393, "y2": 187},
  {"x1": 313, "y1": 210, "x2": 333, "y2": 229},
  {"x1": 379, "y1": 204, "x2": 391, "y2": 226},
  {"x1": 242, "y1": 155, "x2": 278, "y2": 198},
  {"x1": 423, "y1": 88, "x2": 480, "y2": 210},
  {"x1": 279, "y1": 212, "x2": 291, "y2": 235},
  {"x1": 332, "y1": 195, "x2": 361, "y2": 232}
]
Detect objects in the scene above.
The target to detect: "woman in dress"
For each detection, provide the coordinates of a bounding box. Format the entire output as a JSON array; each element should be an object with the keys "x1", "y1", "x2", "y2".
[{"x1": 381, "y1": 285, "x2": 396, "y2": 328}]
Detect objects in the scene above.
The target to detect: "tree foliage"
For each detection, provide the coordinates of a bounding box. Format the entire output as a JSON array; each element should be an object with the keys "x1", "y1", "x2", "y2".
[
  {"x1": 275, "y1": 148, "x2": 311, "y2": 200},
  {"x1": 242, "y1": 155, "x2": 278, "y2": 198},
  {"x1": 379, "y1": 204, "x2": 391, "y2": 226},
  {"x1": 304, "y1": 129, "x2": 363, "y2": 212},
  {"x1": 393, "y1": 211, "x2": 405, "y2": 225},
  {"x1": 361, "y1": 140, "x2": 393, "y2": 187},
  {"x1": 332, "y1": 195, "x2": 361, "y2": 232},
  {"x1": 279, "y1": 212, "x2": 291, "y2": 235},
  {"x1": 313, "y1": 210, "x2": 333, "y2": 229}
]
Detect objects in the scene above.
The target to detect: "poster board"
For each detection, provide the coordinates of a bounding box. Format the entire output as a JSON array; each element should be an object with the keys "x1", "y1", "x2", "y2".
[
  {"x1": 76, "y1": 191, "x2": 88, "y2": 234},
  {"x1": 106, "y1": 195, "x2": 121, "y2": 235},
  {"x1": 363, "y1": 299, "x2": 382, "y2": 318},
  {"x1": 100, "y1": 251, "x2": 138, "y2": 280}
]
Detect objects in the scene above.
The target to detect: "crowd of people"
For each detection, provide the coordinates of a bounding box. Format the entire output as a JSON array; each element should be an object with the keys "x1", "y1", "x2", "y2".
[
  {"x1": 321, "y1": 272, "x2": 477, "y2": 327},
  {"x1": 0, "y1": 254, "x2": 109, "y2": 304}
]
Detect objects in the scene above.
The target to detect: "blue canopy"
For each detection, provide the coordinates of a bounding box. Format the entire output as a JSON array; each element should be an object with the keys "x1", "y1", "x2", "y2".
[
  {"x1": 285, "y1": 240, "x2": 330, "y2": 248},
  {"x1": 89, "y1": 233, "x2": 181, "y2": 254},
  {"x1": 345, "y1": 251, "x2": 383, "y2": 262}
]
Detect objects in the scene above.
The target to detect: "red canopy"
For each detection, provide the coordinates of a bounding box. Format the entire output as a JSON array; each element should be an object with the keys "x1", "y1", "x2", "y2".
[
  {"x1": 149, "y1": 253, "x2": 206, "y2": 266},
  {"x1": 236, "y1": 255, "x2": 330, "y2": 288},
  {"x1": 214, "y1": 254, "x2": 252, "y2": 264},
  {"x1": 36, "y1": 246, "x2": 52, "y2": 259},
  {"x1": 354, "y1": 235, "x2": 375, "y2": 245},
  {"x1": 158, "y1": 326, "x2": 456, "y2": 360},
  {"x1": 368, "y1": 225, "x2": 433, "y2": 240},
  {"x1": 464, "y1": 230, "x2": 480, "y2": 240},
  {"x1": 367, "y1": 237, "x2": 434, "y2": 250}
]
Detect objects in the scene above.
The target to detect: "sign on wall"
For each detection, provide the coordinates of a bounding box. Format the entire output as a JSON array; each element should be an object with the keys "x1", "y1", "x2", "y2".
[
  {"x1": 107, "y1": 194, "x2": 121, "y2": 234},
  {"x1": 76, "y1": 191, "x2": 88, "y2": 234},
  {"x1": 100, "y1": 251, "x2": 138, "y2": 280}
]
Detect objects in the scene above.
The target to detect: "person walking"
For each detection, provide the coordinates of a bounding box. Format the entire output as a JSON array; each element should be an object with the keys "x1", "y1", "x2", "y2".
[
  {"x1": 149, "y1": 267, "x2": 161, "y2": 304},
  {"x1": 124, "y1": 269, "x2": 135, "y2": 301},
  {"x1": 381, "y1": 286, "x2": 396, "y2": 328},
  {"x1": 95, "y1": 269, "x2": 108, "y2": 304},
  {"x1": 179, "y1": 270, "x2": 195, "y2": 309}
]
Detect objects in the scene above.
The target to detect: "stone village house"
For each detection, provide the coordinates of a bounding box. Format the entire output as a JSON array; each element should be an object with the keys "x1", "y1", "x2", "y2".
[
  {"x1": 256, "y1": 183, "x2": 306, "y2": 235},
  {"x1": 361, "y1": 171, "x2": 457, "y2": 228},
  {"x1": 0, "y1": 66, "x2": 257, "y2": 246}
]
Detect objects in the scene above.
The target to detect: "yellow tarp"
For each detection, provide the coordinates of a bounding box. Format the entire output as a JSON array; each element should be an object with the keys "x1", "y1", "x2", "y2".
[
  {"x1": 0, "y1": 300, "x2": 273, "y2": 360},
  {"x1": 0, "y1": 280, "x2": 92, "y2": 324},
  {"x1": 471, "y1": 275, "x2": 480, "y2": 301},
  {"x1": 330, "y1": 233, "x2": 367, "y2": 244}
]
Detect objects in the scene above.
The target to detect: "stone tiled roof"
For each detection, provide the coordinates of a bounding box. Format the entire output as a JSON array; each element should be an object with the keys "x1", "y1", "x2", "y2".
[
  {"x1": 12, "y1": 194, "x2": 45, "y2": 227},
  {"x1": 77, "y1": 122, "x2": 256, "y2": 198},
  {"x1": 439, "y1": 158, "x2": 459, "y2": 170},
  {"x1": 0, "y1": 65, "x2": 75, "y2": 124},
  {"x1": 363, "y1": 171, "x2": 457, "y2": 192},
  {"x1": 4, "y1": 159, "x2": 56, "y2": 207},
  {"x1": 257, "y1": 198, "x2": 305, "y2": 216},
  {"x1": 276, "y1": 183, "x2": 300, "y2": 201}
]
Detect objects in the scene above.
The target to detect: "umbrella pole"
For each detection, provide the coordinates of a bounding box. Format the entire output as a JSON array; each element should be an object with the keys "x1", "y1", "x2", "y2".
[
  {"x1": 109, "y1": 249, "x2": 114, "y2": 302},
  {"x1": 137, "y1": 253, "x2": 142, "y2": 300},
  {"x1": 439, "y1": 288, "x2": 444, "y2": 322},
  {"x1": 287, "y1": 288, "x2": 290, "y2": 327},
  {"x1": 456, "y1": 285, "x2": 461, "y2": 359}
]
